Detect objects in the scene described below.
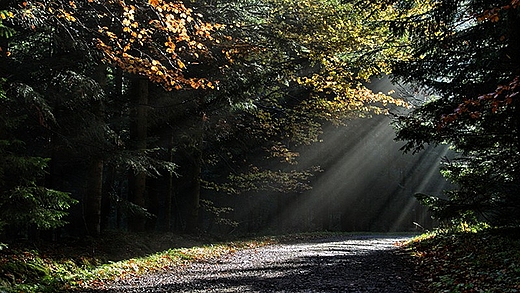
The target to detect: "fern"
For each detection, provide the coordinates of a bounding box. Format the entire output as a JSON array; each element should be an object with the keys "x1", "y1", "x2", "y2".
[{"x1": 0, "y1": 140, "x2": 77, "y2": 232}]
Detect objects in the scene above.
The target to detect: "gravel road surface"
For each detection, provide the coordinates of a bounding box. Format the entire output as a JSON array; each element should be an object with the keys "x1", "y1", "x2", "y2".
[{"x1": 84, "y1": 235, "x2": 419, "y2": 293}]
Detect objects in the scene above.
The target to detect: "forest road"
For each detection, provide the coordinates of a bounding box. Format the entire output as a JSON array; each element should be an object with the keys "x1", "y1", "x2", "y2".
[{"x1": 83, "y1": 235, "x2": 422, "y2": 293}]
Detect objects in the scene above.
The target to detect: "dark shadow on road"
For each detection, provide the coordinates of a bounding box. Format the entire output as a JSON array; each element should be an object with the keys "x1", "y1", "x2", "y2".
[{"x1": 85, "y1": 236, "x2": 420, "y2": 292}]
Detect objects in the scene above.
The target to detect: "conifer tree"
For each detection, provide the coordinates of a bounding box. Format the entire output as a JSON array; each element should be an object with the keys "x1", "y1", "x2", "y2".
[{"x1": 391, "y1": 0, "x2": 520, "y2": 224}]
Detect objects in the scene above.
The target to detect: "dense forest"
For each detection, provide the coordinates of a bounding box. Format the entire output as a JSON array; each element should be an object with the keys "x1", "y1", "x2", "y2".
[{"x1": 0, "y1": 0, "x2": 519, "y2": 243}]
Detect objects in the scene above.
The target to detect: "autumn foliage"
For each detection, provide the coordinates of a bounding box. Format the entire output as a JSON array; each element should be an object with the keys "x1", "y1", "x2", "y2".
[
  {"x1": 440, "y1": 76, "x2": 520, "y2": 128},
  {"x1": 477, "y1": 0, "x2": 520, "y2": 22},
  {"x1": 35, "y1": 0, "x2": 221, "y2": 90},
  {"x1": 96, "y1": 0, "x2": 220, "y2": 90}
]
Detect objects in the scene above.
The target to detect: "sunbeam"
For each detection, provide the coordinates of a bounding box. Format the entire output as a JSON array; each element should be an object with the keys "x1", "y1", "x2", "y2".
[
  {"x1": 213, "y1": 78, "x2": 454, "y2": 234},
  {"x1": 268, "y1": 114, "x2": 452, "y2": 233},
  {"x1": 261, "y1": 78, "x2": 454, "y2": 233}
]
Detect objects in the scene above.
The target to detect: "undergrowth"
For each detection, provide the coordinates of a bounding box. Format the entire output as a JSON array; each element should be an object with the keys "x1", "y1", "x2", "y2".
[
  {"x1": 1, "y1": 232, "x2": 350, "y2": 292},
  {"x1": 406, "y1": 224, "x2": 520, "y2": 293},
  {"x1": 0, "y1": 233, "x2": 277, "y2": 293}
]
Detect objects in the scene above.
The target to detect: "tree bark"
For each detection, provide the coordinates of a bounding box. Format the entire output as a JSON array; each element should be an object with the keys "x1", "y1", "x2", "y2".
[
  {"x1": 100, "y1": 164, "x2": 116, "y2": 231},
  {"x1": 85, "y1": 159, "x2": 103, "y2": 236},
  {"x1": 185, "y1": 112, "x2": 204, "y2": 234},
  {"x1": 128, "y1": 77, "x2": 149, "y2": 232},
  {"x1": 146, "y1": 178, "x2": 159, "y2": 231},
  {"x1": 185, "y1": 146, "x2": 202, "y2": 233},
  {"x1": 165, "y1": 133, "x2": 175, "y2": 232},
  {"x1": 84, "y1": 64, "x2": 106, "y2": 237}
]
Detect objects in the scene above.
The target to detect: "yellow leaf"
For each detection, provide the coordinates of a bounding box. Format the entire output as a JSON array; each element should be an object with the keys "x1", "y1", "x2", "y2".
[{"x1": 177, "y1": 59, "x2": 185, "y2": 69}]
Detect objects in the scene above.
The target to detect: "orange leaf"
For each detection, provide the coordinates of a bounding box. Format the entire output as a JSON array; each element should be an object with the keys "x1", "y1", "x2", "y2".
[{"x1": 148, "y1": 0, "x2": 160, "y2": 6}]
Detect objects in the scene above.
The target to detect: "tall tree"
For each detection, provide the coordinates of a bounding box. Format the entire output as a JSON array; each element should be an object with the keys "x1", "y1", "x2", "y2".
[
  {"x1": 128, "y1": 77, "x2": 149, "y2": 232},
  {"x1": 19, "y1": 0, "x2": 218, "y2": 234},
  {"x1": 0, "y1": 4, "x2": 82, "y2": 238},
  {"x1": 391, "y1": 0, "x2": 520, "y2": 224}
]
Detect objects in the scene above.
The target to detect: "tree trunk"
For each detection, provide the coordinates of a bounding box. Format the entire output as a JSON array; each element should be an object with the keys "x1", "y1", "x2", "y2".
[
  {"x1": 84, "y1": 159, "x2": 103, "y2": 236},
  {"x1": 185, "y1": 146, "x2": 202, "y2": 234},
  {"x1": 128, "y1": 77, "x2": 149, "y2": 232},
  {"x1": 100, "y1": 164, "x2": 115, "y2": 231},
  {"x1": 185, "y1": 113, "x2": 204, "y2": 234},
  {"x1": 146, "y1": 177, "x2": 159, "y2": 231},
  {"x1": 164, "y1": 133, "x2": 175, "y2": 232},
  {"x1": 84, "y1": 64, "x2": 106, "y2": 237}
]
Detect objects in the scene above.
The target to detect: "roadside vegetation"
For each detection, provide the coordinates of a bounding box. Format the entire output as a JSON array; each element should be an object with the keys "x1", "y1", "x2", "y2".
[
  {"x1": 1, "y1": 229, "x2": 520, "y2": 292},
  {"x1": 406, "y1": 224, "x2": 520, "y2": 293},
  {"x1": 0, "y1": 233, "x2": 281, "y2": 293},
  {"x1": 0, "y1": 231, "x2": 361, "y2": 292}
]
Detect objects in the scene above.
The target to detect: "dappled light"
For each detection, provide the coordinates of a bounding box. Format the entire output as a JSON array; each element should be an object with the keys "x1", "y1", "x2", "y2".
[
  {"x1": 1, "y1": 0, "x2": 519, "y2": 291},
  {"x1": 91, "y1": 236, "x2": 414, "y2": 292}
]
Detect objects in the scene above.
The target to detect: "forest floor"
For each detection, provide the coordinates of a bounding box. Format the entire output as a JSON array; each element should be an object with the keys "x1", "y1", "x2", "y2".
[
  {"x1": 406, "y1": 227, "x2": 520, "y2": 292},
  {"x1": 1, "y1": 229, "x2": 520, "y2": 292}
]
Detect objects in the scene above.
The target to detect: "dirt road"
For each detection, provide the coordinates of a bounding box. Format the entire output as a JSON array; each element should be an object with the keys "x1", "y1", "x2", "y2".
[{"x1": 83, "y1": 235, "x2": 420, "y2": 293}]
